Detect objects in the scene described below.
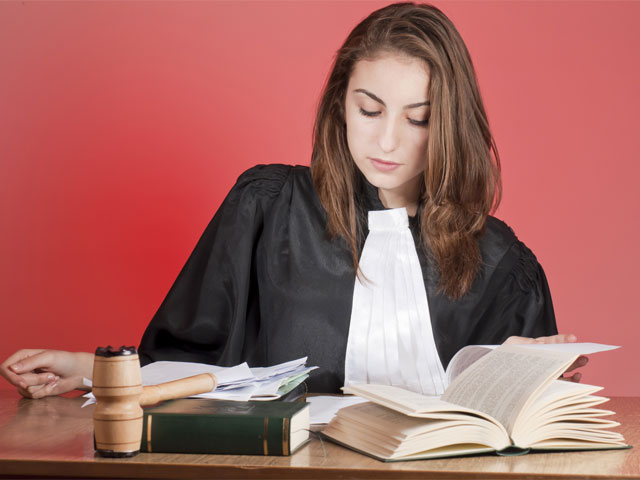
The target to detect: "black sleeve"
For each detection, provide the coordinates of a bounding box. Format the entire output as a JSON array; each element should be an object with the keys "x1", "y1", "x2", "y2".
[
  {"x1": 138, "y1": 165, "x2": 292, "y2": 367},
  {"x1": 432, "y1": 235, "x2": 559, "y2": 369},
  {"x1": 485, "y1": 241, "x2": 558, "y2": 343}
]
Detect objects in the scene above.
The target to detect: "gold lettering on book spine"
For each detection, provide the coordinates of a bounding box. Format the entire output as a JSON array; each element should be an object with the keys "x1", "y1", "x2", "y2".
[
  {"x1": 263, "y1": 417, "x2": 269, "y2": 455},
  {"x1": 147, "y1": 415, "x2": 152, "y2": 452},
  {"x1": 282, "y1": 417, "x2": 290, "y2": 455}
]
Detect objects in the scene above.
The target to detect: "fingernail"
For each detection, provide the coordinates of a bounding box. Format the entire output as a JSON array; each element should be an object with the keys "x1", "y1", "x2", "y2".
[
  {"x1": 568, "y1": 334, "x2": 577, "y2": 342},
  {"x1": 48, "y1": 382, "x2": 57, "y2": 391},
  {"x1": 10, "y1": 363, "x2": 22, "y2": 372},
  {"x1": 18, "y1": 380, "x2": 27, "y2": 389},
  {"x1": 46, "y1": 374, "x2": 55, "y2": 382}
]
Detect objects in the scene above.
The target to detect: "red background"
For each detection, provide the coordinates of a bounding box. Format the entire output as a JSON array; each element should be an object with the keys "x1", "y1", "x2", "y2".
[{"x1": 1, "y1": 1, "x2": 638, "y2": 395}]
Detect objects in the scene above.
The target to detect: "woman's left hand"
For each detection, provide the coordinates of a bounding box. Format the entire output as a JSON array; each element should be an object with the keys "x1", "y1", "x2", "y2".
[{"x1": 503, "y1": 333, "x2": 588, "y2": 383}]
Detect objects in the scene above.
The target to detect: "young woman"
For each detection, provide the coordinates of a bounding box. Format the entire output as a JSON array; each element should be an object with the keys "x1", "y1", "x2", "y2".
[{"x1": 0, "y1": 2, "x2": 585, "y2": 398}]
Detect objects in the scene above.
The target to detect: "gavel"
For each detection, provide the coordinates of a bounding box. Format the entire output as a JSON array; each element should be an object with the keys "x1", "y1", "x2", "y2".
[{"x1": 92, "y1": 346, "x2": 217, "y2": 457}]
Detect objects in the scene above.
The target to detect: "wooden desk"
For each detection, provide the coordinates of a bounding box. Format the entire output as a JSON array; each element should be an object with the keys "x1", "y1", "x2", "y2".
[{"x1": 0, "y1": 390, "x2": 637, "y2": 479}]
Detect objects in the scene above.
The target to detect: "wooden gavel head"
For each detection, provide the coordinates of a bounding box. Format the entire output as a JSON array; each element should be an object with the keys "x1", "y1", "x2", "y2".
[{"x1": 92, "y1": 346, "x2": 216, "y2": 458}]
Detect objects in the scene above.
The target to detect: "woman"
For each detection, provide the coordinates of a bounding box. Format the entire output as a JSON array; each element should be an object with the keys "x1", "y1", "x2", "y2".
[{"x1": 0, "y1": 2, "x2": 585, "y2": 398}]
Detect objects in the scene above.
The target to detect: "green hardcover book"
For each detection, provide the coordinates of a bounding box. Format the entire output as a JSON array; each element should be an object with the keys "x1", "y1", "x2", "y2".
[{"x1": 140, "y1": 398, "x2": 310, "y2": 455}]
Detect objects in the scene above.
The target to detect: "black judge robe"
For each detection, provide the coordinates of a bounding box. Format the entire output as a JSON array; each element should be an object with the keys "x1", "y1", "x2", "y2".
[{"x1": 138, "y1": 164, "x2": 558, "y2": 393}]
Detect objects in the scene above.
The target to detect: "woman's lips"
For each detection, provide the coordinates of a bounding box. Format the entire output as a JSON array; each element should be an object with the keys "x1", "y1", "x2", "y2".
[{"x1": 370, "y1": 157, "x2": 401, "y2": 172}]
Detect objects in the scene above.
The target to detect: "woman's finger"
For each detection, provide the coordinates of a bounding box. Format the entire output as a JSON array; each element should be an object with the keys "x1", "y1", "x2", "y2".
[
  {"x1": 1, "y1": 349, "x2": 46, "y2": 369},
  {"x1": 561, "y1": 372, "x2": 582, "y2": 383},
  {"x1": 50, "y1": 377, "x2": 80, "y2": 396},
  {"x1": 503, "y1": 336, "x2": 538, "y2": 345},
  {"x1": 565, "y1": 355, "x2": 589, "y2": 373},
  {"x1": 19, "y1": 382, "x2": 53, "y2": 399},
  {"x1": 535, "y1": 334, "x2": 577, "y2": 344},
  {"x1": 0, "y1": 349, "x2": 46, "y2": 386},
  {"x1": 8, "y1": 350, "x2": 57, "y2": 376},
  {"x1": 32, "y1": 377, "x2": 79, "y2": 398},
  {"x1": 26, "y1": 381, "x2": 60, "y2": 399},
  {"x1": 16, "y1": 372, "x2": 60, "y2": 388},
  {"x1": 17, "y1": 385, "x2": 34, "y2": 399}
]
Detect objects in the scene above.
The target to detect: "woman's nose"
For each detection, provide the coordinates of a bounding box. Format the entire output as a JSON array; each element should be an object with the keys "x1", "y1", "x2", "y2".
[{"x1": 377, "y1": 118, "x2": 400, "y2": 153}]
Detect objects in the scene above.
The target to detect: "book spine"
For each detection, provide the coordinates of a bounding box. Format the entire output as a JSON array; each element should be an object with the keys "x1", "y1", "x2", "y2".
[{"x1": 140, "y1": 413, "x2": 291, "y2": 455}]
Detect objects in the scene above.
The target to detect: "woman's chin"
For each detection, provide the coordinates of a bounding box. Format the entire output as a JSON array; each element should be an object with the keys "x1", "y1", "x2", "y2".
[{"x1": 361, "y1": 170, "x2": 417, "y2": 195}]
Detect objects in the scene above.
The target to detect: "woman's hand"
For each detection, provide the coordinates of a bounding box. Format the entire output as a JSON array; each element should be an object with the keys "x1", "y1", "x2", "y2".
[
  {"x1": 0, "y1": 349, "x2": 94, "y2": 398},
  {"x1": 503, "y1": 333, "x2": 588, "y2": 382},
  {"x1": 504, "y1": 333, "x2": 578, "y2": 345}
]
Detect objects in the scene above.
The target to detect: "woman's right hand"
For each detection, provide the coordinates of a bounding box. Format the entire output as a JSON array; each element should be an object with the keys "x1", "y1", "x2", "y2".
[
  {"x1": 0, "y1": 349, "x2": 94, "y2": 399},
  {"x1": 503, "y1": 334, "x2": 587, "y2": 383}
]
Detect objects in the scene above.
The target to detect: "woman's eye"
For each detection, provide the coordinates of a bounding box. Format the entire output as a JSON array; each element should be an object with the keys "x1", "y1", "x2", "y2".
[
  {"x1": 409, "y1": 118, "x2": 429, "y2": 127},
  {"x1": 359, "y1": 107, "x2": 429, "y2": 127},
  {"x1": 359, "y1": 108, "x2": 380, "y2": 117}
]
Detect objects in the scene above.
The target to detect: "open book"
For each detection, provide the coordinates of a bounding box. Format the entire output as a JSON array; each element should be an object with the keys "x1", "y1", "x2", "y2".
[{"x1": 323, "y1": 343, "x2": 628, "y2": 461}]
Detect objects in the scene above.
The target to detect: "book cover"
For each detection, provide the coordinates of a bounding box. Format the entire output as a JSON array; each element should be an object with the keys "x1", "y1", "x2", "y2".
[{"x1": 140, "y1": 398, "x2": 310, "y2": 455}]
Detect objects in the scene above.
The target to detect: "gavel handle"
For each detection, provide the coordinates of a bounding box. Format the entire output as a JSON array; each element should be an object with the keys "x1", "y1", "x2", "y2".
[{"x1": 139, "y1": 373, "x2": 217, "y2": 406}]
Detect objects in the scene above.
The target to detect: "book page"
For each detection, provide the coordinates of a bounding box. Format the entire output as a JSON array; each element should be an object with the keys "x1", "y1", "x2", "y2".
[
  {"x1": 441, "y1": 345, "x2": 575, "y2": 434},
  {"x1": 324, "y1": 401, "x2": 509, "y2": 459},
  {"x1": 446, "y1": 345, "x2": 493, "y2": 385},
  {"x1": 517, "y1": 343, "x2": 619, "y2": 355},
  {"x1": 446, "y1": 343, "x2": 618, "y2": 386},
  {"x1": 344, "y1": 383, "x2": 463, "y2": 416},
  {"x1": 342, "y1": 383, "x2": 507, "y2": 435}
]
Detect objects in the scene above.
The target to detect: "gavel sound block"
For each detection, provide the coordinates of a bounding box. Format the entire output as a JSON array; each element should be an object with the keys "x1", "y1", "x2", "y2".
[{"x1": 92, "y1": 346, "x2": 217, "y2": 457}]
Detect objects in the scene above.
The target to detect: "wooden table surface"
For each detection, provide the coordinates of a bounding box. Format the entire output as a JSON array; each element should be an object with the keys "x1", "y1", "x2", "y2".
[{"x1": 0, "y1": 390, "x2": 637, "y2": 479}]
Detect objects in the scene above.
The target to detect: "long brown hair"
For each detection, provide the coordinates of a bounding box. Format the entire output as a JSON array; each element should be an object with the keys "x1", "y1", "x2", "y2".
[{"x1": 311, "y1": 2, "x2": 501, "y2": 300}]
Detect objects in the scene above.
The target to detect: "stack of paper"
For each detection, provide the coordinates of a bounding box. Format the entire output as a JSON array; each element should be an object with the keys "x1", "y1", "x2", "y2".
[
  {"x1": 207, "y1": 357, "x2": 315, "y2": 401},
  {"x1": 82, "y1": 357, "x2": 316, "y2": 405}
]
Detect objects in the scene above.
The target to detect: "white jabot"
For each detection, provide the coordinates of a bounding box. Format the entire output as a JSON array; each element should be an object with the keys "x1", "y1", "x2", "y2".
[{"x1": 344, "y1": 208, "x2": 447, "y2": 396}]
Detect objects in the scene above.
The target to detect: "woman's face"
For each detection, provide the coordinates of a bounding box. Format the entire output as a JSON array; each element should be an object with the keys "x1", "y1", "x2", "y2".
[{"x1": 345, "y1": 53, "x2": 430, "y2": 209}]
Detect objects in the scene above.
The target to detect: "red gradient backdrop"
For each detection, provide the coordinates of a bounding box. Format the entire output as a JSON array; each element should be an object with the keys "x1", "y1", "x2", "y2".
[{"x1": 1, "y1": 1, "x2": 638, "y2": 395}]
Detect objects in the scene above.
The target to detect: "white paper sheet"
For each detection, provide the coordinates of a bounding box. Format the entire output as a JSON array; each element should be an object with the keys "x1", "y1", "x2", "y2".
[
  {"x1": 518, "y1": 342, "x2": 619, "y2": 354},
  {"x1": 250, "y1": 357, "x2": 309, "y2": 380},
  {"x1": 140, "y1": 361, "x2": 253, "y2": 386},
  {"x1": 307, "y1": 395, "x2": 368, "y2": 425}
]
